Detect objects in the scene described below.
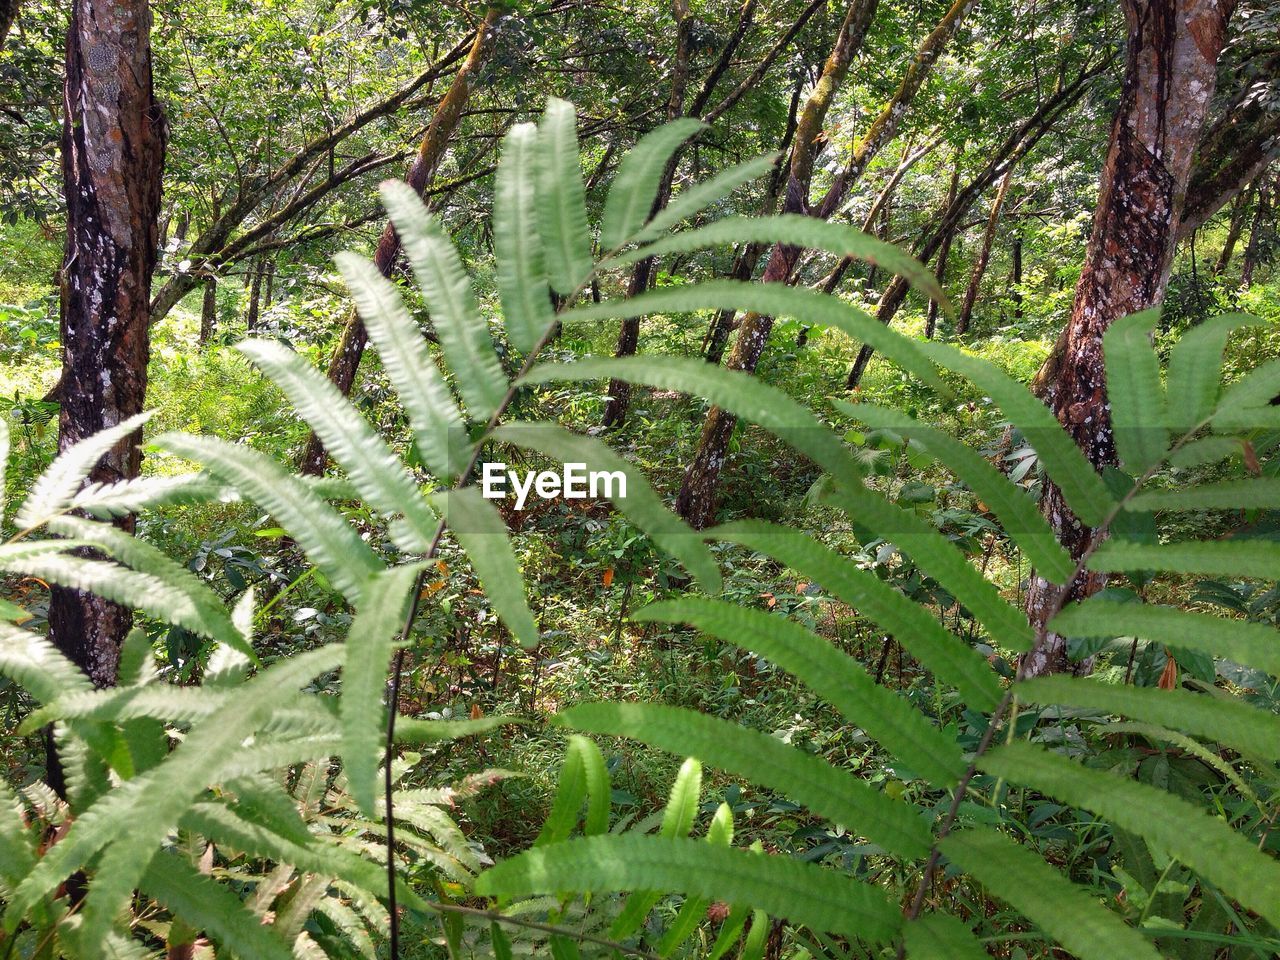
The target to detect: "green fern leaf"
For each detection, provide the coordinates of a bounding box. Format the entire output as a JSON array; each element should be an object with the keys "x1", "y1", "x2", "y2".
[
  {"x1": 139, "y1": 851, "x2": 294, "y2": 960},
  {"x1": 941, "y1": 827, "x2": 1161, "y2": 960},
  {"x1": 837, "y1": 400, "x2": 1074, "y2": 583},
  {"x1": 15, "y1": 411, "x2": 152, "y2": 530},
  {"x1": 381, "y1": 180, "x2": 509, "y2": 419},
  {"x1": 1216, "y1": 356, "x2": 1280, "y2": 412},
  {"x1": 635, "y1": 598, "x2": 967, "y2": 785},
  {"x1": 1017, "y1": 676, "x2": 1280, "y2": 761},
  {"x1": 0, "y1": 780, "x2": 36, "y2": 899},
  {"x1": 494, "y1": 122, "x2": 556, "y2": 354},
  {"x1": 521, "y1": 356, "x2": 863, "y2": 482},
  {"x1": 1167, "y1": 435, "x2": 1248, "y2": 469},
  {"x1": 1125, "y1": 477, "x2": 1280, "y2": 511},
  {"x1": 394, "y1": 715, "x2": 519, "y2": 743},
  {"x1": 1103, "y1": 310, "x2": 1168, "y2": 474},
  {"x1": 825, "y1": 486, "x2": 1035, "y2": 652},
  {"x1": 610, "y1": 214, "x2": 944, "y2": 304},
  {"x1": 0, "y1": 623, "x2": 93, "y2": 703},
  {"x1": 657, "y1": 803, "x2": 735, "y2": 958},
  {"x1": 0, "y1": 417, "x2": 6, "y2": 524},
  {"x1": 562, "y1": 281, "x2": 948, "y2": 395},
  {"x1": 434, "y1": 487, "x2": 538, "y2": 647},
  {"x1": 557, "y1": 702, "x2": 932, "y2": 858},
  {"x1": 917, "y1": 341, "x2": 1114, "y2": 526},
  {"x1": 68, "y1": 472, "x2": 227, "y2": 519},
  {"x1": 708, "y1": 521, "x2": 1000, "y2": 709},
  {"x1": 1166, "y1": 313, "x2": 1264, "y2": 433},
  {"x1": 630, "y1": 154, "x2": 777, "y2": 246},
  {"x1": 237, "y1": 339, "x2": 441, "y2": 549},
  {"x1": 341, "y1": 565, "x2": 421, "y2": 816},
  {"x1": 536, "y1": 98, "x2": 593, "y2": 295},
  {"x1": 980, "y1": 741, "x2": 1280, "y2": 928},
  {"x1": 600, "y1": 118, "x2": 705, "y2": 249},
  {"x1": 156, "y1": 432, "x2": 383, "y2": 604},
  {"x1": 1089, "y1": 538, "x2": 1280, "y2": 581},
  {"x1": 1050, "y1": 598, "x2": 1280, "y2": 677},
  {"x1": 902, "y1": 912, "x2": 990, "y2": 960},
  {"x1": 476, "y1": 834, "x2": 902, "y2": 944},
  {"x1": 535, "y1": 735, "x2": 606, "y2": 846},
  {"x1": 492, "y1": 422, "x2": 720, "y2": 592},
  {"x1": 334, "y1": 251, "x2": 470, "y2": 480}
]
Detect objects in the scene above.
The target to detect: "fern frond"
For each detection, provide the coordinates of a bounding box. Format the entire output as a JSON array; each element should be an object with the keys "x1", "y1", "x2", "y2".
[
  {"x1": 0, "y1": 622, "x2": 93, "y2": 703},
  {"x1": 381, "y1": 180, "x2": 509, "y2": 419},
  {"x1": 1102, "y1": 310, "x2": 1167, "y2": 474},
  {"x1": 1165, "y1": 314, "x2": 1263, "y2": 433},
  {"x1": 600, "y1": 118, "x2": 705, "y2": 248},
  {"x1": 631, "y1": 153, "x2": 778, "y2": 244},
  {"x1": 1089, "y1": 538, "x2": 1280, "y2": 580},
  {"x1": 941, "y1": 827, "x2": 1161, "y2": 960},
  {"x1": 493, "y1": 122, "x2": 556, "y2": 354},
  {"x1": 156, "y1": 432, "x2": 383, "y2": 604},
  {"x1": 902, "y1": 912, "x2": 990, "y2": 960},
  {"x1": 69, "y1": 472, "x2": 228, "y2": 519},
  {"x1": 534, "y1": 735, "x2": 610, "y2": 846},
  {"x1": 536, "y1": 98, "x2": 593, "y2": 294},
  {"x1": 558, "y1": 702, "x2": 933, "y2": 858},
  {"x1": 475, "y1": 834, "x2": 902, "y2": 944},
  {"x1": 1125, "y1": 477, "x2": 1280, "y2": 511},
  {"x1": 980, "y1": 741, "x2": 1280, "y2": 928},
  {"x1": 493, "y1": 422, "x2": 721, "y2": 592},
  {"x1": 635, "y1": 598, "x2": 967, "y2": 785}
]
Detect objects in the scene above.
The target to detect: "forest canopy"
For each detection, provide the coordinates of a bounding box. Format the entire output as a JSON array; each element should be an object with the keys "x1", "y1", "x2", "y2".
[{"x1": 1, "y1": 1, "x2": 1279, "y2": 958}]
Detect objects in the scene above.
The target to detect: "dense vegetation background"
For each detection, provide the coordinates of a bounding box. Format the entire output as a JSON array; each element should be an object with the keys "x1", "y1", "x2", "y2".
[{"x1": 0, "y1": 1, "x2": 1278, "y2": 958}]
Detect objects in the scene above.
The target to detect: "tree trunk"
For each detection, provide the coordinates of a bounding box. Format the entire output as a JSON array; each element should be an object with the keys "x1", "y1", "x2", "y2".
[
  {"x1": 955, "y1": 165, "x2": 1015, "y2": 334},
  {"x1": 926, "y1": 161, "x2": 963, "y2": 338},
  {"x1": 0, "y1": 0, "x2": 18, "y2": 50},
  {"x1": 1212, "y1": 186, "x2": 1250, "y2": 275},
  {"x1": 1239, "y1": 180, "x2": 1271, "y2": 287},
  {"x1": 199, "y1": 276, "x2": 217, "y2": 345},
  {"x1": 47, "y1": 0, "x2": 166, "y2": 787},
  {"x1": 1010, "y1": 231, "x2": 1023, "y2": 319},
  {"x1": 300, "y1": 6, "x2": 502, "y2": 475},
  {"x1": 262, "y1": 257, "x2": 276, "y2": 308},
  {"x1": 601, "y1": 0, "x2": 694, "y2": 429},
  {"x1": 1021, "y1": 0, "x2": 1234, "y2": 678},
  {"x1": 245, "y1": 257, "x2": 265, "y2": 333},
  {"x1": 674, "y1": 0, "x2": 881, "y2": 528}
]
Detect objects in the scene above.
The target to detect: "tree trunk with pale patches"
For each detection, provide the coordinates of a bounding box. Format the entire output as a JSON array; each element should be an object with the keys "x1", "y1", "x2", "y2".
[
  {"x1": 1021, "y1": 0, "x2": 1235, "y2": 678},
  {"x1": 47, "y1": 0, "x2": 166, "y2": 787}
]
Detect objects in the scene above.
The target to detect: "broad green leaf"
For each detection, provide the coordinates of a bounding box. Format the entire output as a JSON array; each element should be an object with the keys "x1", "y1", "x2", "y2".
[
  {"x1": 658, "y1": 804, "x2": 735, "y2": 958},
  {"x1": 237, "y1": 339, "x2": 440, "y2": 551},
  {"x1": 341, "y1": 565, "x2": 421, "y2": 816},
  {"x1": 825, "y1": 486, "x2": 1035, "y2": 652},
  {"x1": 536, "y1": 98, "x2": 593, "y2": 295},
  {"x1": 494, "y1": 123, "x2": 555, "y2": 354},
  {"x1": 1168, "y1": 435, "x2": 1246, "y2": 469},
  {"x1": 917, "y1": 341, "x2": 1114, "y2": 526},
  {"x1": 600, "y1": 118, "x2": 705, "y2": 248},
  {"x1": 475, "y1": 835, "x2": 902, "y2": 944},
  {"x1": 1016, "y1": 676, "x2": 1280, "y2": 761},
  {"x1": 838, "y1": 400, "x2": 1073, "y2": 583},
  {"x1": 635, "y1": 598, "x2": 967, "y2": 785},
  {"x1": 1216, "y1": 357, "x2": 1280, "y2": 412},
  {"x1": 707, "y1": 520, "x2": 1000, "y2": 709},
  {"x1": 1051, "y1": 598, "x2": 1280, "y2": 677},
  {"x1": 48, "y1": 515, "x2": 255, "y2": 661},
  {"x1": 434, "y1": 487, "x2": 538, "y2": 647},
  {"x1": 632, "y1": 153, "x2": 778, "y2": 243},
  {"x1": 610, "y1": 214, "x2": 943, "y2": 304},
  {"x1": 335, "y1": 252, "x2": 469, "y2": 480},
  {"x1": 139, "y1": 852, "x2": 294, "y2": 960},
  {"x1": 0, "y1": 780, "x2": 36, "y2": 898},
  {"x1": 381, "y1": 180, "x2": 508, "y2": 419},
  {"x1": 1126, "y1": 477, "x2": 1280, "y2": 511},
  {"x1": 1166, "y1": 314, "x2": 1264, "y2": 433},
  {"x1": 0, "y1": 623, "x2": 93, "y2": 703},
  {"x1": 1103, "y1": 310, "x2": 1167, "y2": 474},
  {"x1": 903, "y1": 913, "x2": 990, "y2": 960},
  {"x1": 980, "y1": 741, "x2": 1280, "y2": 928},
  {"x1": 562, "y1": 281, "x2": 947, "y2": 396},
  {"x1": 558, "y1": 702, "x2": 932, "y2": 857},
  {"x1": 393, "y1": 715, "x2": 518, "y2": 743},
  {"x1": 521, "y1": 356, "x2": 864, "y2": 482},
  {"x1": 492, "y1": 422, "x2": 720, "y2": 591},
  {"x1": 69, "y1": 472, "x2": 227, "y2": 519},
  {"x1": 1089, "y1": 538, "x2": 1280, "y2": 581},
  {"x1": 156, "y1": 432, "x2": 383, "y2": 604},
  {"x1": 941, "y1": 827, "x2": 1161, "y2": 960},
  {"x1": 535, "y1": 735, "x2": 601, "y2": 847},
  {"x1": 16, "y1": 411, "x2": 152, "y2": 530}
]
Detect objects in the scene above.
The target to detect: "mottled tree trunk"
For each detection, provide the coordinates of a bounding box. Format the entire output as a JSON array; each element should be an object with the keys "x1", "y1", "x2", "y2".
[
  {"x1": 47, "y1": 0, "x2": 166, "y2": 785},
  {"x1": 675, "y1": 0, "x2": 881, "y2": 528},
  {"x1": 262, "y1": 257, "x2": 275, "y2": 308},
  {"x1": 199, "y1": 276, "x2": 217, "y2": 345},
  {"x1": 244, "y1": 257, "x2": 265, "y2": 333},
  {"x1": 300, "y1": 6, "x2": 502, "y2": 475},
  {"x1": 955, "y1": 165, "x2": 1015, "y2": 334},
  {"x1": 1022, "y1": 0, "x2": 1234, "y2": 678}
]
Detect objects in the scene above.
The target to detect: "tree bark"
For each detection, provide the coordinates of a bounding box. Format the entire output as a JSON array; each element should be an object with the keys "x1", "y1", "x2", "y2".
[
  {"x1": 955, "y1": 164, "x2": 1015, "y2": 334},
  {"x1": 1239, "y1": 178, "x2": 1271, "y2": 287},
  {"x1": 1010, "y1": 231, "x2": 1023, "y2": 319},
  {"x1": 1021, "y1": 0, "x2": 1234, "y2": 679},
  {"x1": 299, "y1": 6, "x2": 502, "y2": 475},
  {"x1": 1212, "y1": 186, "x2": 1250, "y2": 275},
  {"x1": 0, "y1": 0, "x2": 18, "y2": 50},
  {"x1": 926, "y1": 159, "x2": 963, "y2": 338},
  {"x1": 244, "y1": 257, "x2": 265, "y2": 334},
  {"x1": 199, "y1": 276, "x2": 217, "y2": 345},
  {"x1": 674, "y1": 0, "x2": 881, "y2": 528},
  {"x1": 48, "y1": 0, "x2": 166, "y2": 783}
]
